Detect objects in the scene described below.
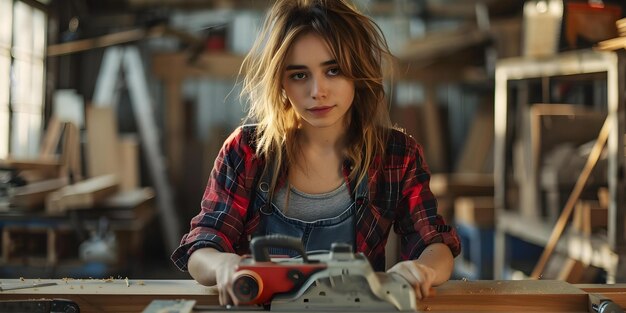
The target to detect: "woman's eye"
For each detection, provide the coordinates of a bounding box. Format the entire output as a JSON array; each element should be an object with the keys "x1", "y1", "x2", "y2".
[
  {"x1": 290, "y1": 72, "x2": 307, "y2": 80},
  {"x1": 328, "y1": 67, "x2": 340, "y2": 76}
]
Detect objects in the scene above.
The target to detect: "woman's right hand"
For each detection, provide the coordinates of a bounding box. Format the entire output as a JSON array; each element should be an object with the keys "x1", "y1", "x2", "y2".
[
  {"x1": 214, "y1": 253, "x2": 243, "y2": 305},
  {"x1": 188, "y1": 248, "x2": 242, "y2": 306}
]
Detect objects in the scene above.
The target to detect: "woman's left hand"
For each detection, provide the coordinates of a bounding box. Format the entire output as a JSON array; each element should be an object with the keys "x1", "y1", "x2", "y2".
[{"x1": 387, "y1": 260, "x2": 436, "y2": 300}]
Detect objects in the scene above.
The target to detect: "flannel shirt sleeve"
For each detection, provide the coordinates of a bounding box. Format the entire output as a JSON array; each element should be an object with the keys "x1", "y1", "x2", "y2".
[
  {"x1": 171, "y1": 127, "x2": 255, "y2": 271},
  {"x1": 396, "y1": 140, "x2": 461, "y2": 261}
]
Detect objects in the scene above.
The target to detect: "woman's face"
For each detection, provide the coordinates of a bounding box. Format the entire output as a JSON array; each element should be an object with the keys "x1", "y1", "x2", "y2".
[{"x1": 281, "y1": 33, "x2": 355, "y2": 131}]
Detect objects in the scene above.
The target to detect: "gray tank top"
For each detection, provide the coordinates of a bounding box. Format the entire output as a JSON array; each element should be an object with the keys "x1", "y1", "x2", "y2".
[{"x1": 274, "y1": 182, "x2": 351, "y2": 222}]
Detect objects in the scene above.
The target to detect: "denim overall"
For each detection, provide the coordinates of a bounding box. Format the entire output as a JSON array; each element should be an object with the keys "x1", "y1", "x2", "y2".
[{"x1": 253, "y1": 167, "x2": 369, "y2": 257}]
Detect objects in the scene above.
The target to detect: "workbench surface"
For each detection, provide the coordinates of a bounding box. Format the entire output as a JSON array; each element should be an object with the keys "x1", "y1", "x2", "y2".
[{"x1": 1, "y1": 278, "x2": 625, "y2": 312}]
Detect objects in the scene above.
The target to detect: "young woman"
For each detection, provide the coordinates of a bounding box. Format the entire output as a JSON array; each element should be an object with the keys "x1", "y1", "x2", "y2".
[{"x1": 171, "y1": 0, "x2": 461, "y2": 305}]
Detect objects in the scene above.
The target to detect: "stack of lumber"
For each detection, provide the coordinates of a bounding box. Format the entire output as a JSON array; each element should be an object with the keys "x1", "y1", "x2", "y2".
[
  {"x1": 2, "y1": 106, "x2": 142, "y2": 213},
  {"x1": 45, "y1": 175, "x2": 118, "y2": 215}
]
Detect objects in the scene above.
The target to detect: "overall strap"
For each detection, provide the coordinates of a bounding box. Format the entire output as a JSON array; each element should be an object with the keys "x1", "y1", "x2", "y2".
[
  {"x1": 252, "y1": 157, "x2": 276, "y2": 238},
  {"x1": 354, "y1": 174, "x2": 369, "y2": 203}
]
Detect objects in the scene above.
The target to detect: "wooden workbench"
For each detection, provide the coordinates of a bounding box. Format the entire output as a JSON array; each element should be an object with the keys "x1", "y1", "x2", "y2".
[{"x1": 0, "y1": 278, "x2": 625, "y2": 312}]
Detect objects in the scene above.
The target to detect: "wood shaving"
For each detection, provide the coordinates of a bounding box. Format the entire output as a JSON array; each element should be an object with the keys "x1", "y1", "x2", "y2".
[
  {"x1": 125, "y1": 277, "x2": 129, "y2": 287},
  {"x1": 138, "y1": 281, "x2": 145, "y2": 285}
]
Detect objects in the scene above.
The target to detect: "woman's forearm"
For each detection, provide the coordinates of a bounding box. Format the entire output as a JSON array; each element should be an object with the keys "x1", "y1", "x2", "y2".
[{"x1": 415, "y1": 243, "x2": 454, "y2": 285}]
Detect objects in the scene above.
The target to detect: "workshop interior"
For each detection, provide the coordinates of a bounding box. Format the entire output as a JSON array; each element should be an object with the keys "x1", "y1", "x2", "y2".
[{"x1": 1, "y1": 0, "x2": 626, "y2": 312}]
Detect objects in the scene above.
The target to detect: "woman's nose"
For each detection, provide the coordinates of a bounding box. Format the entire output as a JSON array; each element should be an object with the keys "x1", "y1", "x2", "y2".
[{"x1": 311, "y1": 76, "x2": 328, "y2": 100}]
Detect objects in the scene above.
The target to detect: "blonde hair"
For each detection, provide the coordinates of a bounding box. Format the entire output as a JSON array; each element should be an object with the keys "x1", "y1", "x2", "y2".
[{"x1": 241, "y1": 0, "x2": 393, "y2": 193}]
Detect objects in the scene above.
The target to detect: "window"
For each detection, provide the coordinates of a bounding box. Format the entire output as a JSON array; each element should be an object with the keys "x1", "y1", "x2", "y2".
[{"x1": 0, "y1": 0, "x2": 47, "y2": 159}]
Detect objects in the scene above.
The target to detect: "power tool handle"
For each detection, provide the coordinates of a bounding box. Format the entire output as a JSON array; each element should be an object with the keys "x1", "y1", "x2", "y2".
[{"x1": 250, "y1": 235, "x2": 309, "y2": 263}]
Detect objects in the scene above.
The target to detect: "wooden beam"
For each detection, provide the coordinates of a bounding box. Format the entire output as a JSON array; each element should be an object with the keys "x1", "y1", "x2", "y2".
[
  {"x1": 430, "y1": 173, "x2": 494, "y2": 197},
  {"x1": 39, "y1": 117, "x2": 64, "y2": 159},
  {"x1": 397, "y1": 27, "x2": 490, "y2": 64},
  {"x1": 0, "y1": 159, "x2": 63, "y2": 177},
  {"x1": 86, "y1": 106, "x2": 120, "y2": 179},
  {"x1": 0, "y1": 279, "x2": 217, "y2": 313},
  {"x1": 2, "y1": 279, "x2": 625, "y2": 312},
  {"x1": 117, "y1": 135, "x2": 141, "y2": 191},
  {"x1": 152, "y1": 52, "x2": 244, "y2": 80},
  {"x1": 422, "y1": 83, "x2": 447, "y2": 172},
  {"x1": 45, "y1": 174, "x2": 119, "y2": 214},
  {"x1": 47, "y1": 29, "x2": 147, "y2": 57},
  {"x1": 454, "y1": 196, "x2": 495, "y2": 227},
  {"x1": 9, "y1": 177, "x2": 68, "y2": 209},
  {"x1": 47, "y1": 25, "x2": 204, "y2": 57}
]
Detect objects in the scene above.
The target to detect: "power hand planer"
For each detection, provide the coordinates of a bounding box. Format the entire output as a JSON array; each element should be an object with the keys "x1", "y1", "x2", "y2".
[{"x1": 228, "y1": 235, "x2": 417, "y2": 312}]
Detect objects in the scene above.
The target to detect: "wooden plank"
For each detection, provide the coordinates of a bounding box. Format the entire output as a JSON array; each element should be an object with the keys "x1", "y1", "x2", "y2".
[
  {"x1": 39, "y1": 117, "x2": 64, "y2": 158},
  {"x1": 118, "y1": 135, "x2": 140, "y2": 191},
  {"x1": 48, "y1": 29, "x2": 145, "y2": 56},
  {"x1": 530, "y1": 104, "x2": 606, "y2": 183},
  {"x1": 0, "y1": 279, "x2": 217, "y2": 313},
  {"x1": 422, "y1": 83, "x2": 447, "y2": 172},
  {"x1": 45, "y1": 174, "x2": 119, "y2": 214},
  {"x1": 430, "y1": 173, "x2": 494, "y2": 198},
  {"x1": 398, "y1": 27, "x2": 490, "y2": 64},
  {"x1": 558, "y1": 258, "x2": 587, "y2": 283},
  {"x1": 558, "y1": 258, "x2": 601, "y2": 284},
  {"x1": 62, "y1": 122, "x2": 83, "y2": 181},
  {"x1": 8, "y1": 177, "x2": 68, "y2": 209},
  {"x1": 47, "y1": 25, "x2": 204, "y2": 57},
  {"x1": 497, "y1": 210, "x2": 617, "y2": 275},
  {"x1": 0, "y1": 159, "x2": 63, "y2": 175},
  {"x1": 0, "y1": 279, "x2": 612, "y2": 312},
  {"x1": 454, "y1": 196, "x2": 495, "y2": 227},
  {"x1": 1, "y1": 279, "x2": 625, "y2": 312},
  {"x1": 572, "y1": 200, "x2": 608, "y2": 236},
  {"x1": 456, "y1": 102, "x2": 494, "y2": 174},
  {"x1": 101, "y1": 187, "x2": 154, "y2": 209},
  {"x1": 421, "y1": 280, "x2": 588, "y2": 312},
  {"x1": 152, "y1": 52, "x2": 244, "y2": 81},
  {"x1": 598, "y1": 187, "x2": 609, "y2": 208},
  {"x1": 86, "y1": 106, "x2": 120, "y2": 178}
]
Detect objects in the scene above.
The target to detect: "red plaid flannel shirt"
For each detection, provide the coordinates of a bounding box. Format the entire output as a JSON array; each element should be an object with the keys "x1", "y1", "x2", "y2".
[{"x1": 172, "y1": 125, "x2": 461, "y2": 272}]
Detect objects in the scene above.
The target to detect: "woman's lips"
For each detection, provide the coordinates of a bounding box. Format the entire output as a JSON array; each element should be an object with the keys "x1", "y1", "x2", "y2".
[{"x1": 307, "y1": 106, "x2": 334, "y2": 116}]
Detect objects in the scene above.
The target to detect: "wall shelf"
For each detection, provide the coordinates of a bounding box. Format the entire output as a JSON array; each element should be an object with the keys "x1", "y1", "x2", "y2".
[{"x1": 493, "y1": 48, "x2": 626, "y2": 282}]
